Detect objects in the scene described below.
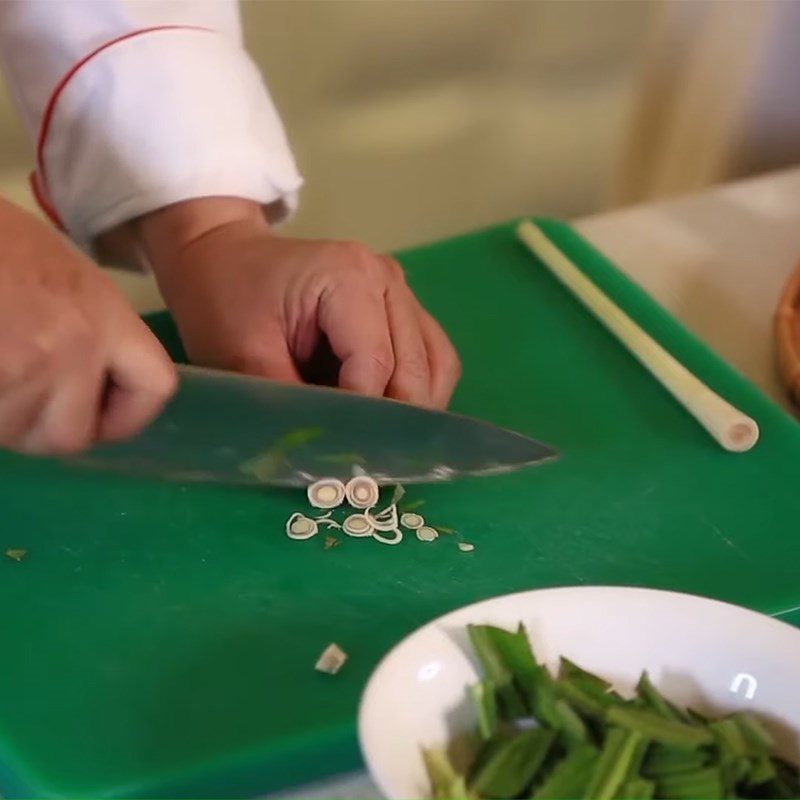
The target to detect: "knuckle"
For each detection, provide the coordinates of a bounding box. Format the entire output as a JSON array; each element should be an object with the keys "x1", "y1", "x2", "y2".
[
  {"x1": 366, "y1": 347, "x2": 395, "y2": 379},
  {"x1": 398, "y1": 352, "x2": 429, "y2": 382},
  {"x1": 386, "y1": 258, "x2": 406, "y2": 282},
  {"x1": 45, "y1": 308, "x2": 96, "y2": 355},
  {"x1": 0, "y1": 308, "x2": 99, "y2": 388},
  {"x1": 62, "y1": 310, "x2": 95, "y2": 345},
  {"x1": 337, "y1": 240, "x2": 373, "y2": 262},
  {"x1": 332, "y1": 242, "x2": 385, "y2": 280},
  {"x1": 0, "y1": 339, "x2": 52, "y2": 385},
  {"x1": 151, "y1": 361, "x2": 178, "y2": 401},
  {"x1": 445, "y1": 350, "x2": 463, "y2": 379},
  {"x1": 33, "y1": 311, "x2": 97, "y2": 369}
]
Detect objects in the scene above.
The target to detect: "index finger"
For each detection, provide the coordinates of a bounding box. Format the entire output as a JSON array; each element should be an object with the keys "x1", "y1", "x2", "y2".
[{"x1": 318, "y1": 282, "x2": 395, "y2": 397}]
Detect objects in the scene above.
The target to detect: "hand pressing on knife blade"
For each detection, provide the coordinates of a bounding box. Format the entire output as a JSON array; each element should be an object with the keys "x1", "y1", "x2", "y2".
[{"x1": 134, "y1": 197, "x2": 462, "y2": 409}]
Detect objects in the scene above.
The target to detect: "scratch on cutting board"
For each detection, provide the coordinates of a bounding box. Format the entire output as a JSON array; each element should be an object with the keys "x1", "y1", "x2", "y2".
[{"x1": 705, "y1": 521, "x2": 752, "y2": 563}]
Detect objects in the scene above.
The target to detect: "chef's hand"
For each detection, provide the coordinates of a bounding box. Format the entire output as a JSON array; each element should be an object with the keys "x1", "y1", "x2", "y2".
[
  {"x1": 0, "y1": 199, "x2": 176, "y2": 454},
  {"x1": 137, "y1": 197, "x2": 461, "y2": 409}
]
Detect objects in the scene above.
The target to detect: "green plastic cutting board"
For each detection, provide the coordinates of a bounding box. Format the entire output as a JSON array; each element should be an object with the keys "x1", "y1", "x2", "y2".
[{"x1": 2, "y1": 219, "x2": 799, "y2": 797}]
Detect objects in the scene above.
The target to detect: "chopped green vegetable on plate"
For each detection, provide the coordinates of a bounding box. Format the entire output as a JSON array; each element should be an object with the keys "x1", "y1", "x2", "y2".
[{"x1": 423, "y1": 623, "x2": 800, "y2": 799}]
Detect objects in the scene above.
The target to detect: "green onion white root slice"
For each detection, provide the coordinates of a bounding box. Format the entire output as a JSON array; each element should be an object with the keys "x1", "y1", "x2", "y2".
[
  {"x1": 458, "y1": 542, "x2": 475, "y2": 552},
  {"x1": 416, "y1": 525, "x2": 439, "y2": 543},
  {"x1": 373, "y1": 527, "x2": 403, "y2": 546},
  {"x1": 345, "y1": 475, "x2": 380, "y2": 509},
  {"x1": 401, "y1": 512, "x2": 425, "y2": 530},
  {"x1": 315, "y1": 642, "x2": 348, "y2": 674},
  {"x1": 343, "y1": 514, "x2": 374, "y2": 537},
  {"x1": 400, "y1": 511, "x2": 439, "y2": 542},
  {"x1": 290, "y1": 478, "x2": 431, "y2": 547},
  {"x1": 367, "y1": 504, "x2": 399, "y2": 532},
  {"x1": 286, "y1": 513, "x2": 319, "y2": 540},
  {"x1": 314, "y1": 511, "x2": 342, "y2": 530},
  {"x1": 307, "y1": 478, "x2": 346, "y2": 509}
]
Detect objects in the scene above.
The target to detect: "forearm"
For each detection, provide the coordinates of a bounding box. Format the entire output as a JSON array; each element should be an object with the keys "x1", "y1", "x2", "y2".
[
  {"x1": 0, "y1": 1, "x2": 302, "y2": 254},
  {"x1": 130, "y1": 197, "x2": 269, "y2": 290}
]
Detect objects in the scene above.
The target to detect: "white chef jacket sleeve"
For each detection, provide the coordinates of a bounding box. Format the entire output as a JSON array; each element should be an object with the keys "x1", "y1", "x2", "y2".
[{"x1": 0, "y1": 0, "x2": 303, "y2": 248}]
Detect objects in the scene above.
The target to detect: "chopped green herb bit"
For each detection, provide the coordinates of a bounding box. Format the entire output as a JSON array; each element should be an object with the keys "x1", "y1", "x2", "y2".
[
  {"x1": 618, "y1": 777, "x2": 656, "y2": 799},
  {"x1": 4, "y1": 549, "x2": 27, "y2": 562},
  {"x1": 423, "y1": 747, "x2": 471, "y2": 800},
  {"x1": 731, "y1": 711, "x2": 775, "y2": 753},
  {"x1": 643, "y1": 744, "x2": 709, "y2": 778},
  {"x1": 278, "y1": 427, "x2": 324, "y2": 449},
  {"x1": 560, "y1": 657, "x2": 611, "y2": 691},
  {"x1": 467, "y1": 624, "x2": 536, "y2": 717},
  {"x1": 637, "y1": 672, "x2": 689, "y2": 723},
  {"x1": 239, "y1": 451, "x2": 284, "y2": 481},
  {"x1": 655, "y1": 766, "x2": 723, "y2": 799},
  {"x1": 532, "y1": 744, "x2": 599, "y2": 798},
  {"x1": 558, "y1": 674, "x2": 622, "y2": 720},
  {"x1": 747, "y1": 754, "x2": 776, "y2": 786},
  {"x1": 605, "y1": 707, "x2": 713, "y2": 747},
  {"x1": 584, "y1": 728, "x2": 643, "y2": 799},
  {"x1": 240, "y1": 428, "x2": 323, "y2": 481},
  {"x1": 469, "y1": 728, "x2": 555, "y2": 798},
  {"x1": 469, "y1": 680, "x2": 498, "y2": 741}
]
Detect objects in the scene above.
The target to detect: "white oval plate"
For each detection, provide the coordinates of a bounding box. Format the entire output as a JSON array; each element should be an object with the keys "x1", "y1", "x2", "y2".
[{"x1": 358, "y1": 586, "x2": 800, "y2": 799}]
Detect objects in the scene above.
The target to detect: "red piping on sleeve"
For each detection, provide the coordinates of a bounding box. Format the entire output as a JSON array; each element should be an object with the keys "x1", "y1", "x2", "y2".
[
  {"x1": 28, "y1": 171, "x2": 63, "y2": 229},
  {"x1": 31, "y1": 24, "x2": 212, "y2": 230}
]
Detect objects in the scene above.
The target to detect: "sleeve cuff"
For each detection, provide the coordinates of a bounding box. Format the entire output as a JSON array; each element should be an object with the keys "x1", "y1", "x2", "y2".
[{"x1": 34, "y1": 26, "x2": 303, "y2": 247}]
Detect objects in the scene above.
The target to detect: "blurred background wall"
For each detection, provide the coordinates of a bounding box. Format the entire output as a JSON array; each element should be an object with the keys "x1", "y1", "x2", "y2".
[{"x1": 0, "y1": 0, "x2": 798, "y2": 254}]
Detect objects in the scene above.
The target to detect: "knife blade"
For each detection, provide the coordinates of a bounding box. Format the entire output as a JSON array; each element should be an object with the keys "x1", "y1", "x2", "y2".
[{"x1": 72, "y1": 365, "x2": 557, "y2": 486}]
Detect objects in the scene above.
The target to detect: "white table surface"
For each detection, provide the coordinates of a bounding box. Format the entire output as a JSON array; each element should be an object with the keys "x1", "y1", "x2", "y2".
[{"x1": 109, "y1": 167, "x2": 800, "y2": 797}]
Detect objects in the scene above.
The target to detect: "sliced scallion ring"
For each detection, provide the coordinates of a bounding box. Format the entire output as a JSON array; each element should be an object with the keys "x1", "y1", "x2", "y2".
[
  {"x1": 286, "y1": 513, "x2": 319, "y2": 540},
  {"x1": 345, "y1": 476, "x2": 380, "y2": 509},
  {"x1": 307, "y1": 478, "x2": 346, "y2": 509},
  {"x1": 343, "y1": 514, "x2": 374, "y2": 537},
  {"x1": 400, "y1": 512, "x2": 425, "y2": 530},
  {"x1": 373, "y1": 527, "x2": 403, "y2": 546},
  {"x1": 367, "y1": 504, "x2": 399, "y2": 532},
  {"x1": 416, "y1": 526, "x2": 438, "y2": 543}
]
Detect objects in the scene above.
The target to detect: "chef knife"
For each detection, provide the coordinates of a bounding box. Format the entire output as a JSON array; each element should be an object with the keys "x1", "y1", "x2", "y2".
[{"x1": 72, "y1": 364, "x2": 557, "y2": 486}]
